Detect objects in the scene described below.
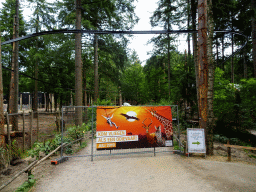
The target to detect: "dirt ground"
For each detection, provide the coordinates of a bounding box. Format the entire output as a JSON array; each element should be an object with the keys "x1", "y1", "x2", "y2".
[
  {"x1": 3, "y1": 111, "x2": 59, "y2": 151},
  {"x1": 1, "y1": 137, "x2": 256, "y2": 192},
  {"x1": 33, "y1": 141, "x2": 256, "y2": 192},
  {"x1": 1, "y1": 116, "x2": 256, "y2": 192}
]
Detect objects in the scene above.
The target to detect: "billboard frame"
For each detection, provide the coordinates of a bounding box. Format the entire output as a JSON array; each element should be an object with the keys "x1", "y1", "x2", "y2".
[{"x1": 60, "y1": 105, "x2": 181, "y2": 161}]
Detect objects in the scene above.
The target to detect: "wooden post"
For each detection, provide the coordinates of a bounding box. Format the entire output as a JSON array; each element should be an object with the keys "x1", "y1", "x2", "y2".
[
  {"x1": 227, "y1": 139, "x2": 231, "y2": 162},
  {"x1": 20, "y1": 93, "x2": 22, "y2": 110},
  {"x1": 30, "y1": 110, "x2": 33, "y2": 148},
  {"x1": 6, "y1": 112, "x2": 11, "y2": 162},
  {"x1": 29, "y1": 94, "x2": 31, "y2": 110},
  {"x1": 119, "y1": 89, "x2": 122, "y2": 106},
  {"x1": 37, "y1": 111, "x2": 39, "y2": 141},
  {"x1": 58, "y1": 111, "x2": 61, "y2": 132},
  {"x1": 44, "y1": 93, "x2": 46, "y2": 109},
  {"x1": 22, "y1": 110, "x2": 25, "y2": 152}
]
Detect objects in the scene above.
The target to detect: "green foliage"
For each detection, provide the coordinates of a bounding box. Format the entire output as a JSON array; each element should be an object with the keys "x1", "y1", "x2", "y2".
[
  {"x1": 67, "y1": 123, "x2": 87, "y2": 140},
  {"x1": 6, "y1": 140, "x2": 23, "y2": 160},
  {"x1": 28, "y1": 124, "x2": 89, "y2": 158},
  {"x1": 214, "y1": 68, "x2": 256, "y2": 134},
  {"x1": 16, "y1": 174, "x2": 36, "y2": 192},
  {"x1": 173, "y1": 139, "x2": 183, "y2": 151},
  {"x1": 121, "y1": 63, "x2": 146, "y2": 104},
  {"x1": 213, "y1": 67, "x2": 237, "y2": 127},
  {"x1": 0, "y1": 147, "x2": 8, "y2": 169},
  {"x1": 240, "y1": 78, "x2": 256, "y2": 129},
  {"x1": 95, "y1": 99, "x2": 113, "y2": 106}
]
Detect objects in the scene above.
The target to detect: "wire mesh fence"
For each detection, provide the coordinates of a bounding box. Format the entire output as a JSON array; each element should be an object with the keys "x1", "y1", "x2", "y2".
[
  {"x1": 61, "y1": 105, "x2": 181, "y2": 161},
  {"x1": 1, "y1": 110, "x2": 62, "y2": 169},
  {"x1": 4, "y1": 111, "x2": 60, "y2": 149}
]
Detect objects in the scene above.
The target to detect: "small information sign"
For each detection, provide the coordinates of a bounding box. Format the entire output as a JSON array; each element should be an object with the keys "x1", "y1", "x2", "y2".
[
  {"x1": 165, "y1": 140, "x2": 173, "y2": 147},
  {"x1": 187, "y1": 128, "x2": 206, "y2": 154}
]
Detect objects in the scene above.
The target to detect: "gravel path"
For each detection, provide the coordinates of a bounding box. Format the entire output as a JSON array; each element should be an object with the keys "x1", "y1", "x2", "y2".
[{"x1": 33, "y1": 142, "x2": 256, "y2": 192}]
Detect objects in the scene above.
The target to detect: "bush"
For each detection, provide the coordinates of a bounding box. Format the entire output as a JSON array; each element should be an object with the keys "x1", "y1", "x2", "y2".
[{"x1": 16, "y1": 174, "x2": 36, "y2": 192}]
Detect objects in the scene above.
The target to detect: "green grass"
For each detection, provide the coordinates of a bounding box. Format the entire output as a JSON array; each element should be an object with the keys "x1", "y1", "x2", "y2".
[{"x1": 248, "y1": 154, "x2": 256, "y2": 159}]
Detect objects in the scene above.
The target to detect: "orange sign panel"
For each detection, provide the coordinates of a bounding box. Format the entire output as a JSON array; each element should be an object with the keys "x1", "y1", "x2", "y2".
[
  {"x1": 96, "y1": 106, "x2": 173, "y2": 150},
  {"x1": 96, "y1": 143, "x2": 116, "y2": 149}
]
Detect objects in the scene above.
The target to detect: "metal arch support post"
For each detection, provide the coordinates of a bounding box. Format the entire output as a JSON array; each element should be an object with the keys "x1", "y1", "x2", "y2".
[{"x1": 91, "y1": 106, "x2": 94, "y2": 162}]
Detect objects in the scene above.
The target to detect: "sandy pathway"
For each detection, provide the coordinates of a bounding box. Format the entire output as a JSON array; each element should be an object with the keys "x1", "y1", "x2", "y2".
[{"x1": 33, "y1": 142, "x2": 256, "y2": 192}]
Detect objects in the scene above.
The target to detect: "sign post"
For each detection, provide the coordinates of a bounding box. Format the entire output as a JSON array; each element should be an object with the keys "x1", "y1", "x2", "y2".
[{"x1": 187, "y1": 128, "x2": 206, "y2": 157}]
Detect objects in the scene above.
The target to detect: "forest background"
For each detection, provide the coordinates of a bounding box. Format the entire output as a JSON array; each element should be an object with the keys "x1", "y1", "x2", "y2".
[{"x1": 0, "y1": 0, "x2": 256, "y2": 156}]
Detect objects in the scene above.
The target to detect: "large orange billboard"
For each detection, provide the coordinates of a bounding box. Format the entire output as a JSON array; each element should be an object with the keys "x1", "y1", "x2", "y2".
[{"x1": 96, "y1": 106, "x2": 173, "y2": 150}]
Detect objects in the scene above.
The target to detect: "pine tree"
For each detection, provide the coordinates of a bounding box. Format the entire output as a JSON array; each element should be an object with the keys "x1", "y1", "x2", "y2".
[
  {"x1": 27, "y1": 0, "x2": 56, "y2": 116},
  {"x1": 0, "y1": 31, "x2": 5, "y2": 146},
  {"x1": 8, "y1": 0, "x2": 19, "y2": 131},
  {"x1": 75, "y1": 0, "x2": 83, "y2": 126},
  {"x1": 150, "y1": 0, "x2": 185, "y2": 100}
]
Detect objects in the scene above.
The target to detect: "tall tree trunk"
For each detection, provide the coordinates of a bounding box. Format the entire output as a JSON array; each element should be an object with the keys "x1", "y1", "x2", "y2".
[
  {"x1": 222, "y1": 35, "x2": 224, "y2": 70},
  {"x1": 9, "y1": 0, "x2": 19, "y2": 131},
  {"x1": 207, "y1": 0, "x2": 214, "y2": 155},
  {"x1": 75, "y1": 0, "x2": 83, "y2": 126},
  {"x1": 83, "y1": 66, "x2": 88, "y2": 122},
  {"x1": 185, "y1": 50, "x2": 188, "y2": 120},
  {"x1": 198, "y1": 0, "x2": 208, "y2": 129},
  {"x1": 94, "y1": 34, "x2": 99, "y2": 102},
  {"x1": 0, "y1": 32, "x2": 5, "y2": 146},
  {"x1": 231, "y1": 33, "x2": 234, "y2": 83},
  {"x1": 191, "y1": 0, "x2": 199, "y2": 118},
  {"x1": 33, "y1": 6, "x2": 39, "y2": 118},
  {"x1": 231, "y1": 10, "x2": 234, "y2": 83},
  {"x1": 252, "y1": 0, "x2": 256, "y2": 78},
  {"x1": 167, "y1": 0, "x2": 171, "y2": 99},
  {"x1": 187, "y1": 0, "x2": 191, "y2": 56},
  {"x1": 244, "y1": 41, "x2": 248, "y2": 79},
  {"x1": 84, "y1": 71, "x2": 87, "y2": 106},
  {"x1": 216, "y1": 38, "x2": 219, "y2": 66}
]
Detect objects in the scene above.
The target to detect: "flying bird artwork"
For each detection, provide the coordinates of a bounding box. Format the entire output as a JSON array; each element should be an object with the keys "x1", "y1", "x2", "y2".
[{"x1": 120, "y1": 113, "x2": 140, "y2": 121}]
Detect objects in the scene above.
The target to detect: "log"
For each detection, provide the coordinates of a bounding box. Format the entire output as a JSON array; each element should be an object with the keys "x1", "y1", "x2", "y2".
[
  {"x1": 0, "y1": 160, "x2": 38, "y2": 191},
  {"x1": 28, "y1": 143, "x2": 67, "y2": 171},
  {"x1": 0, "y1": 137, "x2": 84, "y2": 191},
  {"x1": 224, "y1": 144, "x2": 256, "y2": 151},
  {"x1": 28, "y1": 137, "x2": 83, "y2": 171}
]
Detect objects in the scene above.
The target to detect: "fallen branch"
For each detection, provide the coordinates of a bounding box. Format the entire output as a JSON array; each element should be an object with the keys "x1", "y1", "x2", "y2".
[
  {"x1": 0, "y1": 137, "x2": 84, "y2": 191},
  {"x1": 0, "y1": 160, "x2": 38, "y2": 191},
  {"x1": 29, "y1": 143, "x2": 67, "y2": 171}
]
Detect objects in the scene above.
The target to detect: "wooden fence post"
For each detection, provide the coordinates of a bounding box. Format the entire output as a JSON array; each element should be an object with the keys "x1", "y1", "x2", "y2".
[
  {"x1": 22, "y1": 110, "x2": 25, "y2": 152},
  {"x1": 37, "y1": 111, "x2": 39, "y2": 141},
  {"x1": 6, "y1": 112, "x2": 11, "y2": 164},
  {"x1": 30, "y1": 110, "x2": 33, "y2": 148},
  {"x1": 227, "y1": 139, "x2": 231, "y2": 162},
  {"x1": 58, "y1": 111, "x2": 61, "y2": 132}
]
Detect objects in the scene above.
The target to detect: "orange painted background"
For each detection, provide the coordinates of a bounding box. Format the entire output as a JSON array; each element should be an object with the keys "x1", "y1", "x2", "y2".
[{"x1": 96, "y1": 106, "x2": 172, "y2": 136}]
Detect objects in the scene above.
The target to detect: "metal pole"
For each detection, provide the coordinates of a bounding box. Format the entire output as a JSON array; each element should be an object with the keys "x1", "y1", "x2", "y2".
[
  {"x1": 61, "y1": 107, "x2": 64, "y2": 157},
  {"x1": 91, "y1": 106, "x2": 94, "y2": 162},
  {"x1": 154, "y1": 147, "x2": 155, "y2": 156}
]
